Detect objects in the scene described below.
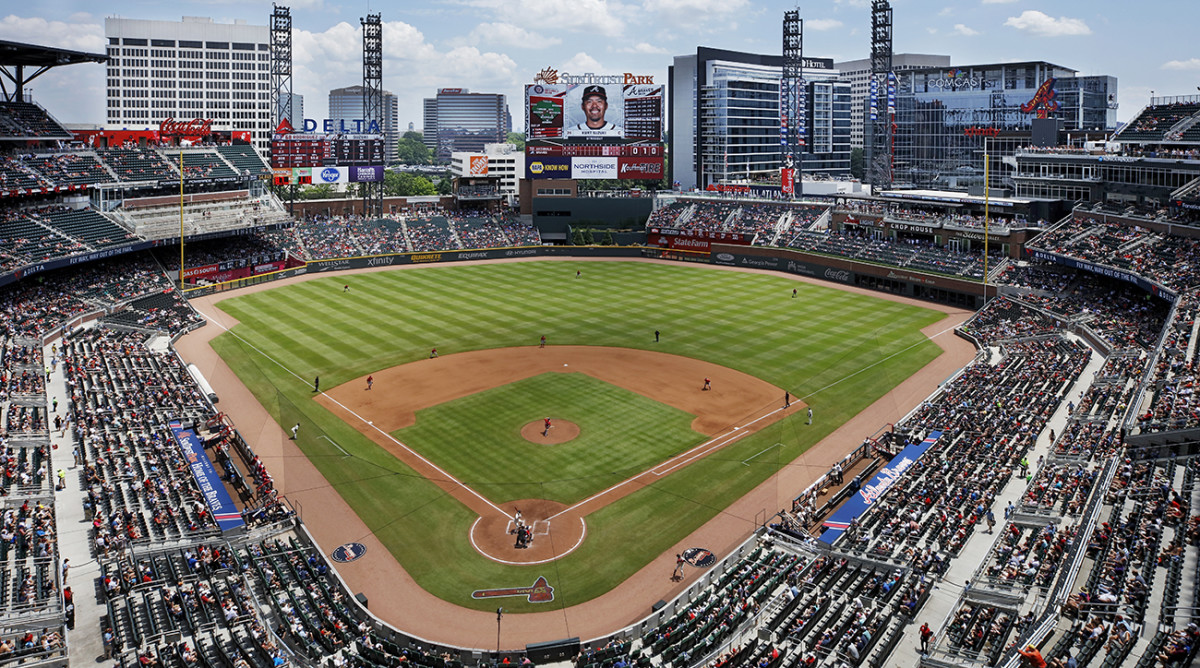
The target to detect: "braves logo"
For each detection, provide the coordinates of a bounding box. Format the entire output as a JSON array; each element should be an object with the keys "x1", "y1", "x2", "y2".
[
  {"x1": 1020, "y1": 78, "x2": 1059, "y2": 119},
  {"x1": 471, "y1": 576, "x2": 555, "y2": 603},
  {"x1": 331, "y1": 542, "x2": 367, "y2": 563},
  {"x1": 533, "y1": 67, "x2": 559, "y2": 84}
]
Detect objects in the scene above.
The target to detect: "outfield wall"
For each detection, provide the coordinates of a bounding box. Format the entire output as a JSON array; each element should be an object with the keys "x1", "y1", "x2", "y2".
[
  {"x1": 182, "y1": 242, "x2": 983, "y2": 309},
  {"x1": 709, "y1": 243, "x2": 985, "y2": 309}
]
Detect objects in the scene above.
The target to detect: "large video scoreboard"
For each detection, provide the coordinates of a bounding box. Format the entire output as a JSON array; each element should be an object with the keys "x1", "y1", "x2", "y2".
[
  {"x1": 524, "y1": 76, "x2": 665, "y2": 181},
  {"x1": 270, "y1": 134, "x2": 384, "y2": 169}
]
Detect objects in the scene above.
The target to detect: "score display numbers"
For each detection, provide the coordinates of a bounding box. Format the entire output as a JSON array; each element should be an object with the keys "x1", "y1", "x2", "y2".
[{"x1": 271, "y1": 134, "x2": 385, "y2": 169}]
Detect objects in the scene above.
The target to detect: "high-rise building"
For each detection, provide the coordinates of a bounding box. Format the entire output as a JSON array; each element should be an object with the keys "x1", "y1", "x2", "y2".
[
  {"x1": 890, "y1": 61, "x2": 1117, "y2": 192},
  {"x1": 104, "y1": 16, "x2": 272, "y2": 152},
  {"x1": 670, "y1": 47, "x2": 852, "y2": 191},
  {"x1": 328, "y1": 85, "x2": 399, "y2": 164},
  {"x1": 279, "y1": 93, "x2": 303, "y2": 126},
  {"x1": 834, "y1": 54, "x2": 951, "y2": 149},
  {"x1": 422, "y1": 89, "x2": 509, "y2": 163}
]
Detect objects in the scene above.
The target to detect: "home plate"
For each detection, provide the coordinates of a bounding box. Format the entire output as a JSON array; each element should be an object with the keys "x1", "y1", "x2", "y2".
[{"x1": 563, "y1": 364, "x2": 568, "y2": 367}]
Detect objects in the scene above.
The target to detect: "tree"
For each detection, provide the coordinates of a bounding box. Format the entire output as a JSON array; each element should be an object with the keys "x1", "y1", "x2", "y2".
[
  {"x1": 506, "y1": 132, "x2": 525, "y2": 151},
  {"x1": 583, "y1": 227, "x2": 595, "y2": 244},
  {"x1": 395, "y1": 130, "x2": 432, "y2": 165},
  {"x1": 571, "y1": 227, "x2": 585, "y2": 245},
  {"x1": 384, "y1": 171, "x2": 437, "y2": 196},
  {"x1": 601, "y1": 230, "x2": 614, "y2": 245},
  {"x1": 436, "y1": 177, "x2": 453, "y2": 195},
  {"x1": 298, "y1": 183, "x2": 338, "y2": 200},
  {"x1": 850, "y1": 148, "x2": 864, "y2": 180}
]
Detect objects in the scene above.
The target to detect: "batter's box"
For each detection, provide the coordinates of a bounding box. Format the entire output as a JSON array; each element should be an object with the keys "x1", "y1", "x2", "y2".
[{"x1": 507, "y1": 519, "x2": 552, "y2": 536}]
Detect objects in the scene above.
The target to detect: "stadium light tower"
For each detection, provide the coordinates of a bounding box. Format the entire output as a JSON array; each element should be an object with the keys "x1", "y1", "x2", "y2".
[
  {"x1": 361, "y1": 13, "x2": 383, "y2": 218},
  {"x1": 782, "y1": 10, "x2": 804, "y2": 197},
  {"x1": 867, "y1": 0, "x2": 894, "y2": 190}
]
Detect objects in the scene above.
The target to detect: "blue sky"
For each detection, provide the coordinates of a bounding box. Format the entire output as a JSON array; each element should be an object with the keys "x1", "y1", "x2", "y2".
[{"x1": 6, "y1": 1, "x2": 1199, "y2": 132}]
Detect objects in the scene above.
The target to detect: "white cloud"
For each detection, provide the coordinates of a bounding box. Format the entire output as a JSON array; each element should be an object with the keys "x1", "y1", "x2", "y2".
[
  {"x1": 561, "y1": 52, "x2": 604, "y2": 74},
  {"x1": 464, "y1": 22, "x2": 561, "y2": 48},
  {"x1": 0, "y1": 14, "x2": 104, "y2": 52},
  {"x1": 1003, "y1": 10, "x2": 1091, "y2": 37},
  {"x1": 465, "y1": 0, "x2": 626, "y2": 37},
  {"x1": 1162, "y1": 58, "x2": 1200, "y2": 71},
  {"x1": 937, "y1": 7, "x2": 953, "y2": 16},
  {"x1": 927, "y1": 28, "x2": 939, "y2": 35},
  {"x1": 981, "y1": 0, "x2": 1017, "y2": 4},
  {"x1": 642, "y1": 0, "x2": 750, "y2": 30},
  {"x1": 833, "y1": 0, "x2": 870, "y2": 7},
  {"x1": 806, "y1": 19, "x2": 844, "y2": 31},
  {"x1": 618, "y1": 42, "x2": 670, "y2": 55},
  {"x1": 953, "y1": 24, "x2": 980, "y2": 36}
]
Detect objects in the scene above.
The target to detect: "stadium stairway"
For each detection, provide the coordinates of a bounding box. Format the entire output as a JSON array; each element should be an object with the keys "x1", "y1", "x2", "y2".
[
  {"x1": 44, "y1": 334, "x2": 109, "y2": 664},
  {"x1": 915, "y1": 340, "x2": 1106, "y2": 664}
]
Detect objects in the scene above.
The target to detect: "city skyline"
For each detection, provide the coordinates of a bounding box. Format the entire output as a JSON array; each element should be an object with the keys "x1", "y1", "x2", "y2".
[{"x1": 7, "y1": 1, "x2": 1198, "y2": 136}]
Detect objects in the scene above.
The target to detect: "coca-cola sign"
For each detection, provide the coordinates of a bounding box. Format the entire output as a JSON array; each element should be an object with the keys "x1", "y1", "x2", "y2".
[{"x1": 159, "y1": 117, "x2": 214, "y2": 137}]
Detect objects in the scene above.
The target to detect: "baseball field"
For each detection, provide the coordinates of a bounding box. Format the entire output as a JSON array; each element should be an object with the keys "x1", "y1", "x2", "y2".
[{"x1": 208, "y1": 259, "x2": 948, "y2": 613}]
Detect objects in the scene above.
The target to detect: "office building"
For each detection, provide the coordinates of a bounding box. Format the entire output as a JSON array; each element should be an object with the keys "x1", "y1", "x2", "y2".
[
  {"x1": 104, "y1": 16, "x2": 272, "y2": 152},
  {"x1": 279, "y1": 92, "x2": 303, "y2": 126},
  {"x1": 422, "y1": 89, "x2": 509, "y2": 163},
  {"x1": 328, "y1": 85, "x2": 399, "y2": 164},
  {"x1": 834, "y1": 54, "x2": 951, "y2": 148},
  {"x1": 449, "y1": 143, "x2": 524, "y2": 207},
  {"x1": 670, "y1": 47, "x2": 852, "y2": 191},
  {"x1": 889, "y1": 61, "x2": 1117, "y2": 192}
]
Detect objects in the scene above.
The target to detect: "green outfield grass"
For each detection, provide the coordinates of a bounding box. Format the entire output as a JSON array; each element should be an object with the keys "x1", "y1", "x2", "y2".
[
  {"x1": 210, "y1": 260, "x2": 948, "y2": 612},
  {"x1": 396, "y1": 372, "x2": 704, "y2": 504}
]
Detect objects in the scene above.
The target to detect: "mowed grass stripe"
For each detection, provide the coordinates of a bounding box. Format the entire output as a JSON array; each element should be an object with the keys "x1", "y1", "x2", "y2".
[
  {"x1": 396, "y1": 373, "x2": 704, "y2": 504},
  {"x1": 213, "y1": 260, "x2": 950, "y2": 611}
]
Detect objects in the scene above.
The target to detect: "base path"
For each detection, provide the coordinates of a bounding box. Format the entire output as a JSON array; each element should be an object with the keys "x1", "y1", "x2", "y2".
[{"x1": 175, "y1": 257, "x2": 977, "y2": 649}]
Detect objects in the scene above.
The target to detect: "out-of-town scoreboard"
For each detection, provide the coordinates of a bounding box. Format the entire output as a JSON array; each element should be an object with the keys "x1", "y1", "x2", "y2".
[{"x1": 270, "y1": 118, "x2": 385, "y2": 184}]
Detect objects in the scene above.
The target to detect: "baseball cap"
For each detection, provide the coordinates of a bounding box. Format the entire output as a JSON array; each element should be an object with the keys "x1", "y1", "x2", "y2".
[{"x1": 582, "y1": 85, "x2": 607, "y2": 101}]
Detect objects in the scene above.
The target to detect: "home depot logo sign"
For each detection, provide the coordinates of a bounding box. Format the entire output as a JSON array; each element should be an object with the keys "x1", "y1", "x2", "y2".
[{"x1": 469, "y1": 156, "x2": 488, "y2": 176}]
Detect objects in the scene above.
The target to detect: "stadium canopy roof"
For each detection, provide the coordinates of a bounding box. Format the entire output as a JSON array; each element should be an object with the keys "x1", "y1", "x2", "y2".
[{"x1": 0, "y1": 40, "x2": 108, "y2": 103}]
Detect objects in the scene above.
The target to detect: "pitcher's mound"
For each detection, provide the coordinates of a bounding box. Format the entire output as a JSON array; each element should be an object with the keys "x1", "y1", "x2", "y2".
[{"x1": 521, "y1": 419, "x2": 580, "y2": 444}]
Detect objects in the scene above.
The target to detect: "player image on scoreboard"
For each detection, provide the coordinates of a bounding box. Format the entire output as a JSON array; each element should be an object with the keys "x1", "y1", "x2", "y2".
[{"x1": 525, "y1": 84, "x2": 662, "y2": 142}]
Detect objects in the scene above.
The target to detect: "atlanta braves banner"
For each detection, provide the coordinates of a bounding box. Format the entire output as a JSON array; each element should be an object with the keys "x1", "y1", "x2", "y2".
[
  {"x1": 169, "y1": 421, "x2": 245, "y2": 532},
  {"x1": 818, "y1": 430, "x2": 941, "y2": 544}
]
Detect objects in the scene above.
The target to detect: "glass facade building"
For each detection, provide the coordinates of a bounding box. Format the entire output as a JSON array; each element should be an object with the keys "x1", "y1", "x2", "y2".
[
  {"x1": 671, "y1": 47, "x2": 851, "y2": 191},
  {"x1": 422, "y1": 90, "x2": 509, "y2": 164},
  {"x1": 887, "y1": 61, "x2": 1116, "y2": 192},
  {"x1": 328, "y1": 86, "x2": 399, "y2": 164}
]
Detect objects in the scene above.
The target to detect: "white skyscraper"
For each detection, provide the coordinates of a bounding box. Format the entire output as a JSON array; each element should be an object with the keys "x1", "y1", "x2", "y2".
[{"x1": 104, "y1": 16, "x2": 272, "y2": 152}]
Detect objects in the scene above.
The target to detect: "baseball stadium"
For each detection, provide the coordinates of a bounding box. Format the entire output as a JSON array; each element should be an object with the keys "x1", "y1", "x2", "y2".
[{"x1": 0, "y1": 6, "x2": 1199, "y2": 668}]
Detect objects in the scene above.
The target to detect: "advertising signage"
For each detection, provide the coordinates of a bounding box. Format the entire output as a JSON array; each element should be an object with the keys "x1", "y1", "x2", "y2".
[
  {"x1": 524, "y1": 155, "x2": 664, "y2": 181},
  {"x1": 526, "y1": 83, "x2": 663, "y2": 142}
]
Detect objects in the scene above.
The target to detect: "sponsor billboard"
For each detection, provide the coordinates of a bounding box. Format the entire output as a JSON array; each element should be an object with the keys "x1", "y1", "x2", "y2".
[
  {"x1": 169, "y1": 421, "x2": 245, "y2": 532},
  {"x1": 526, "y1": 83, "x2": 663, "y2": 141},
  {"x1": 526, "y1": 157, "x2": 572, "y2": 180},
  {"x1": 571, "y1": 157, "x2": 618, "y2": 180},
  {"x1": 350, "y1": 166, "x2": 384, "y2": 182},
  {"x1": 617, "y1": 157, "x2": 662, "y2": 179},
  {"x1": 469, "y1": 156, "x2": 489, "y2": 176},
  {"x1": 316, "y1": 166, "x2": 349, "y2": 184}
]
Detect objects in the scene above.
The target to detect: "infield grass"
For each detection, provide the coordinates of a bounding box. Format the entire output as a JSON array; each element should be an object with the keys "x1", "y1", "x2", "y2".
[
  {"x1": 210, "y1": 260, "x2": 949, "y2": 612},
  {"x1": 396, "y1": 372, "x2": 704, "y2": 504}
]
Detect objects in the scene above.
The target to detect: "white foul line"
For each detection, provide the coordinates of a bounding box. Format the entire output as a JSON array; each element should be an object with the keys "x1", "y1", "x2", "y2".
[
  {"x1": 193, "y1": 306, "x2": 512, "y2": 520},
  {"x1": 321, "y1": 435, "x2": 351, "y2": 457}
]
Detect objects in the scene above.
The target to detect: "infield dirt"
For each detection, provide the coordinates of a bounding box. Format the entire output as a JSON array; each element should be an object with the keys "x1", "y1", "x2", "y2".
[{"x1": 175, "y1": 258, "x2": 975, "y2": 648}]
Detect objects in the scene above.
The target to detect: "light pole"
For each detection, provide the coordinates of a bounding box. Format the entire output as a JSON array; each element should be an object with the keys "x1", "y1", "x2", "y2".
[
  {"x1": 982, "y1": 135, "x2": 990, "y2": 305},
  {"x1": 179, "y1": 143, "x2": 185, "y2": 290},
  {"x1": 495, "y1": 607, "x2": 503, "y2": 657}
]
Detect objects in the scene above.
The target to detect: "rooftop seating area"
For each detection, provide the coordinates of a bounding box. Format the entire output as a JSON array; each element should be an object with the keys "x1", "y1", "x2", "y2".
[
  {"x1": 167, "y1": 151, "x2": 239, "y2": 181},
  {"x1": 26, "y1": 153, "x2": 115, "y2": 187},
  {"x1": 214, "y1": 145, "x2": 270, "y2": 176},
  {"x1": 0, "y1": 158, "x2": 51, "y2": 193},
  {"x1": 0, "y1": 101, "x2": 70, "y2": 139},
  {"x1": 94, "y1": 148, "x2": 177, "y2": 182},
  {"x1": 1113, "y1": 102, "x2": 1200, "y2": 142}
]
